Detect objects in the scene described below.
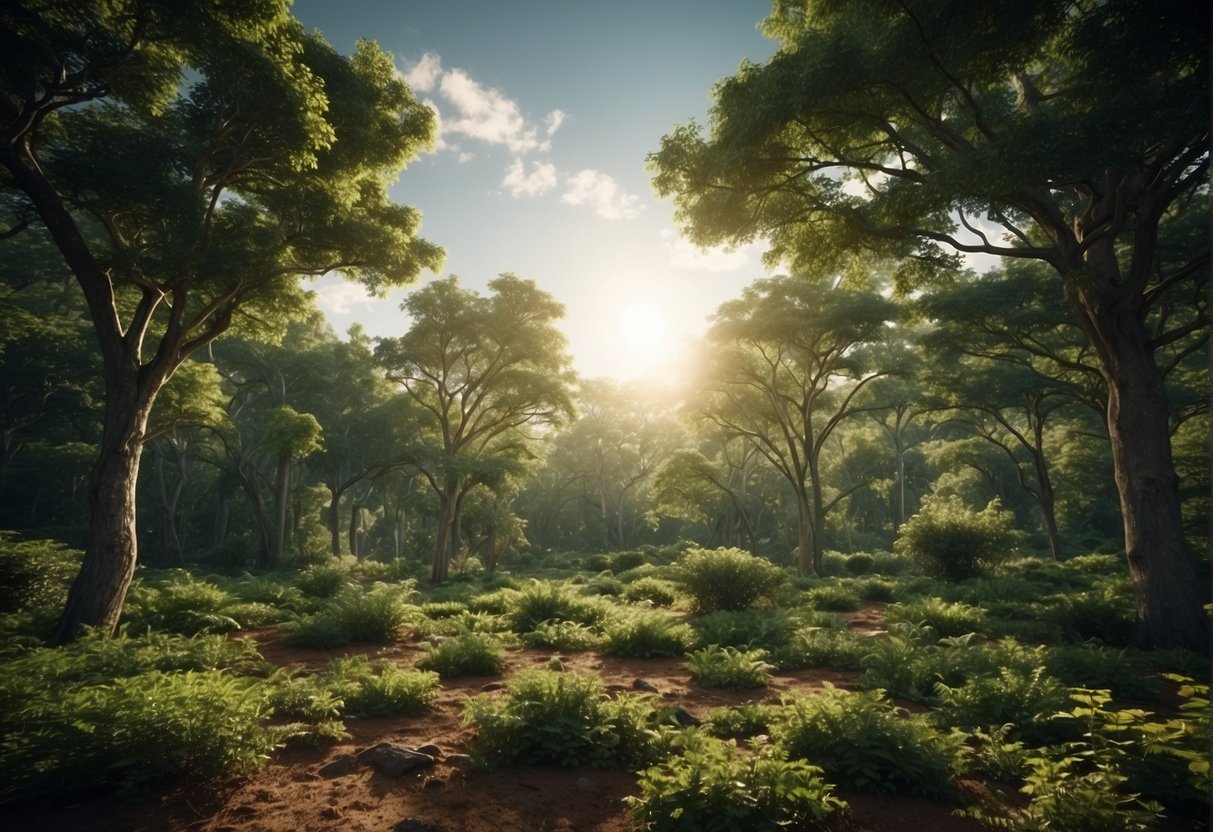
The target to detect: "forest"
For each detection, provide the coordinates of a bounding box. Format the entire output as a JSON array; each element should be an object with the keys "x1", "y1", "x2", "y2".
[{"x1": 0, "y1": 1, "x2": 1209, "y2": 830}]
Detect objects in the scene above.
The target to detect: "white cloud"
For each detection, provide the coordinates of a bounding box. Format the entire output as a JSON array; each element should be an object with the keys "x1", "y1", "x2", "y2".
[
  {"x1": 403, "y1": 52, "x2": 443, "y2": 94},
  {"x1": 545, "y1": 109, "x2": 566, "y2": 137},
  {"x1": 561, "y1": 169, "x2": 642, "y2": 220},
  {"x1": 661, "y1": 229, "x2": 762, "y2": 272},
  {"x1": 314, "y1": 281, "x2": 375, "y2": 315},
  {"x1": 502, "y1": 158, "x2": 557, "y2": 197}
]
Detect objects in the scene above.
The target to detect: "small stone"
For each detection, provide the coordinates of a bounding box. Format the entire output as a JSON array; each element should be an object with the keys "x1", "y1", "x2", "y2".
[
  {"x1": 357, "y1": 743, "x2": 435, "y2": 777},
  {"x1": 670, "y1": 706, "x2": 701, "y2": 727},
  {"x1": 632, "y1": 678, "x2": 660, "y2": 692},
  {"x1": 481, "y1": 681, "x2": 507, "y2": 691},
  {"x1": 318, "y1": 754, "x2": 358, "y2": 778},
  {"x1": 446, "y1": 753, "x2": 477, "y2": 769},
  {"x1": 414, "y1": 743, "x2": 442, "y2": 758}
]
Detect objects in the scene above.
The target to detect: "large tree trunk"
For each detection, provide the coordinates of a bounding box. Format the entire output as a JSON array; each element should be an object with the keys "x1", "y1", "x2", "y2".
[
  {"x1": 431, "y1": 483, "x2": 457, "y2": 582},
  {"x1": 53, "y1": 389, "x2": 153, "y2": 643},
  {"x1": 1102, "y1": 326, "x2": 1209, "y2": 652},
  {"x1": 795, "y1": 489, "x2": 814, "y2": 577},
  {"x1": 327, "y1": 484, "x2": 343, "y2": 558}
]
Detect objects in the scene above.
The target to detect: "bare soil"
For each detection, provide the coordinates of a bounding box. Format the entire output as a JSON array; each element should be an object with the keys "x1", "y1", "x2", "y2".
[{"x1": 2, "y1": 603, "x2": 1202, "y2": 832}]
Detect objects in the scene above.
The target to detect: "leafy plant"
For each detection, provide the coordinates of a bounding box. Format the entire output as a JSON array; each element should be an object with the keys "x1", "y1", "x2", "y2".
[
  {"x1": 295, "y1": 563, "x2": 351, "y2": 598},
  {"x1": 281, "y1": 613, "x2": 351, "y2": 649},
  {"x1": 601, "y1": 610, "x2": 696, "y2": 658},
  {"x1": 623, "y1": 577, "x2": 680, "y2": 607},
  {"x1": 884, "y1": 597, "x2": 988, "y2": 638},
  {"x1": 520, "y1": 619, "x2": 603, "y2": 651},
  {"x1": 771, "y1": 685, "x2": 965, "y2": 798},
  {"x1": 418, "y1": 631, "x2": 506, "y2": 677},
  {"x1": 1040, "y1": 579, "x2": 1135, "y2": 645},
  {"x1": 1044, "y1": 645, "x2": 1156, "y2": 701},
  {"x1": 629, "y1": 735, "x2": 847, "y2": 831},
  {"x1": 936, "y1": 666, "x2": 1070, "y2": 744},
  {"x1": 505, "y1": 580, "x2": 610, "y2": 632},
  {"x1": 325, "y1": 656, "x2": 439, "y2": 716},
  {"x1": 704, "y1": 702, "x2": 780, "y2": 739},
  {"x1": 0, "y1": 535, "x2": 80, "y2": 614},
  {"x1": 675, "y1": 547, "x2": 786, "y2": 613},
  {"x1": 805, "y1": 583, "x2": 861, "y2": 612},
  {"x1": 464, "y1": 669, "x2": 664, "y2": 768},
  {"x1": 776, "y1": 626, "x2": 868, "y2": 671},
  {"x1": 329, "y1": 584, "x2": 413, "y2": 643},
  {"x1": 121, "y1": 572, "x2": 240, "y2": 635},
  {"x1": 894, "y1": 495, "x2": 1017, "y2": 580},
  {"x1": 692, "y1": 608, "x2": 797, "y2": 654},
  {"x1": 686, "y1": 645, "x2": 772, "y2": 689}
]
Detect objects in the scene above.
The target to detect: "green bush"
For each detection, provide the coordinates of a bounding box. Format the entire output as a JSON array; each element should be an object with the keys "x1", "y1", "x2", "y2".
[
  {"x1": 420, "y1": 600, "x2": 468, "y2": 619},
  {"x1": 281, "y1": 614, "x2": 351, "y2": 649},
  {"x1": 704, "y1": 702, "x2": 780, "y2": 739},
  {"x1": 325, "y1": 656, "x2": 439, "y2": 716},
  {"x1": 418, "y1": 631, "x2": 506, "y2": 677},
  {"x1": 692, "y1": 608, "x2": 797, "y2": 655},
  {"x1": 805, "y1": 583, "x2": 861, "y2": 612},
  {"x1": 612, "y1": 550, "x2": 647, "y2": 572},
  {"x1": 582, "y1": 575, "x2": 625, "y2": 597},
  {"x1": 856, "y1": 578, "x2": 897, "y2": 602},
  {"x1": 894, "y1": 496, "x2": 1017, "y2": 580},
  {"x1": 623, "y1": 577, "x2": 679, "y2": 607},
  {"x1": 122, "y1": 572, "x2": 240, "y2": 635},
  {"x1": 935, "y1": 666, "x2": 1070, "y2": 743},
  {"x1": 771, "y1": 685, "x2": 965, "y2": 798},
  {"x1": 1, "y1": 669, "x2": 273, "y2": 796},
  {"x1": 506, "y1": 580, "x2": 610, "y2": 632},
  {"x1": 1041, "y1": 579, "x2": 1135, "y2": 645},
  {"x1": 0, "y1": 535, "x2": 80, "y2": 614},
  {"x1": 629, "y1": 736, "x2": 846, "y2": 832},
  {"x1": 231, "y1": 574, "x2": 308, "y2": 613},
  {"x1": 845, "y1": 553, "x2": 875, "y2": 575},
  {"x1": 584, "y1": 554, "x2": 612, "y2": 571},
  {"x1": 870, "y1": 550, "x2": 913, "y2": 576},
  {"x1": 519, "y1": 619, "x2": 603, "y2": 651},
  {"x1": 686, "y1": 645, "x2": 772, "y2": 689},
  {"x1": 775, "y1": 626, "x2": 868, "y2": 671},
  {"x1": 675, "y1": 547, "x2": 786, "y2": 613},
  {"x1": 602, "y1": 610, "x2": 696, "y2": 658},
  {"x1": 464, "y1": 669, "x2": 664, "y2": 768},
  {"x1": 884, "y1": 597, "x2": 988, "y2": 638},
  {"x1": 329, "y1": 584, "x2": 413, "y2": 643},
  {"x1": 295, "y1": 563, "x2": 351, "y2": 598},
  {"x1": 1044, "y1": 645, "x2": 1156, "y2": 701}
]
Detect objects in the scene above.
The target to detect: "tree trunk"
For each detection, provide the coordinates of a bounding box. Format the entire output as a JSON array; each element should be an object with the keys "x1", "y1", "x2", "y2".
[
  {"x1": 53, "y1": 392, "x2": 152, "y2": 643},
  {"x1": 795, "y1": 489, "x2": 813, "y2": 576},
  {"x1": 1100, "y1": 326, "x2": 1209, "y2": 652},
  {"x1": 327, "y1": 485, "x2": 343, "y2": 558},
  {"x1": 431, "y1": 484, "x2": 457, "y2": 582}
]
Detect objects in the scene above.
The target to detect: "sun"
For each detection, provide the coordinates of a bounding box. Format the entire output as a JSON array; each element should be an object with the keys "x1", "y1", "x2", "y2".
[{"x1": 620, "y1": 301, "x2": 669, "y2": 356}]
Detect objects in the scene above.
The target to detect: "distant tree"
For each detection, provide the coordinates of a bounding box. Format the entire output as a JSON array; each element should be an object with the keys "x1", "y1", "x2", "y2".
[
  {"x1": 698, "y1": 276, "x2": 896, "y2": 575},
  {"x1": 1, "y1": 1, "x2": 443, "y2": 640},
  {"x1": 650, "y1": 0, "x2": 1209, "y2": 650},
  {"x1": 374, "y1": 275, "x2": 575, "y2": 582}
]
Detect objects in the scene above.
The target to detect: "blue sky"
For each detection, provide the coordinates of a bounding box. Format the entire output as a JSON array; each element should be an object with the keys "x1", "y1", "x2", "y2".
[{"x1": 291, "y1": 0, "x2": 777, "y2": 379}]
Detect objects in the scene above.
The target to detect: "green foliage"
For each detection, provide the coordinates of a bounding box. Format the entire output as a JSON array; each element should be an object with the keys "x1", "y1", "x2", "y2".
[
  {"x1": 1044, "y1": 645, "x2": 1157, "y2": 701},
  {"x1": 420, "y1": 600, "x2": 469, "y2": 619},
  {"x1": 324, "y1": 656, "x2": 439, "y2": 717},
  {"x1": 805, "y1": 583, "x2": 861, "y2": 612},
  {"x1": 884, "y1": 597, "x2": 988, "y2": 639},
  {"x1": 328, "y1": 584, "x2": 414, "y2": 643},
  {"x1": 1, "y1": 669, "x2": 273, "y2": 797},
  {"x1": 936, "y1": 667, "x2": 1070, "y2": 744},
  {"x1": 623, "y1": 577, "x2": 680, "y2": 607},
  {"x1": 844, "y1": 553, "x2": 875, "y2": 575},
  {"x1": 856, "y1": 578, "x2": 897, "y2": 602},
  {"x1": 295, "y1": 563, "x2": 352, "y2": 598},
  {"x1": 968, "y1": 724, "x2": 1030, "y2": 783},
  {"x1": 771, "y1": 685, "x2": 966, "y2": 798},
  {"x1": 506, "y1": 580, "x2": 610, "y2": 632},
  {"x1": 464, "y1": 669, "x2": 664, "y2": 768},
  {"x1": 1040, "y1": 579, "x2": 1135, "y2": 645},
  {"x1": 281, "y1": 614, "x2": 351, "y2": 649},
  {"x1": 859, "y1": 632, "x2": 1043, "y2": 704},
  {"x1": 519, "y1": 619, "x2": 603, "y2": 651},
  {"x1": 692, "y1": 608, "x2": 797, "y2": 655},
  {"x1": 0, "y1": 535, "x2": 80, "y2": 614},
  {"x1": 602, "y1": 610, "x2": 697, "y2": 658},
  {"x1": 582, "y1": 575, "x2": 625, "y2": 597},
  {"x1": 776, "y1": 626, "x2": 868, "y2": 671},
  {"x1": 418, "y1": 631, "x2": 506, "y2": 677},
  {"x1": 122, "y1": 572, "x2": 240, "y2": 635},
  {"x1": 686, "y1": 645, "x2": 772, "y2": 689},
  {"x1": 894, "y1": 496, "x2": 1017, "y2": 581},
  {"x1": 629, "y1": 736, "x2": 846, "y2": 832},
  {"x1": 612, "y1": 550, "x2": 648, "y2": 572},
  {"x1": 675, "y1": 547, "x2": 786, "y2": 613},
  {"x1": 704, "y1": 703, "x2": 780, "y2": 740}
]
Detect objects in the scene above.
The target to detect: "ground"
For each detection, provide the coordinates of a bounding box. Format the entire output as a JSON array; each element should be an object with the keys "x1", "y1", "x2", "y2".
[{"x1": 2, "y1": 603, "x2": 1200, "y2": 832}]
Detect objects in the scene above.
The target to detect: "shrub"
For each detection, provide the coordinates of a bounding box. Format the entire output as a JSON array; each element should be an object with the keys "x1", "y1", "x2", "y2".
[
  {"x1": 1, "y1": 669, "x2": 273, "y2": 796},
  {"x1": 845, "y1": 553, "x2": 875, "y2": 575},
  {"x1": 1041, "y1": 580, "x2": 1135, "y2": 645},
  {"x1": 686, "y1": 645, "x2": 772, "y2": 689},
  {"x1": 894, "y1": 495, "x2": 1016, "y2": 580},
  {"x1": 771, "y1": 685, "x2": 965, "y2": 798},
  {"x1": 420, "y1": 600, "x2": 468, "y2": 619},
  {"x1": 1044, "y1": 645, "x2": 1156, "y2": 701},
  {"x1": 418, "y1": 631, "x2": 506, "y2": 677},
  {"x1": 464, "y1": 669, "x2": 664, "y2": 768},
  {"x1": 584, "y1": 554, "x2": 612, "y2": 571},
  {"x1": 935, "y1": 666, "x2": 1070, "y2": 744},
  {"x1": 675, "y1": 547, "x2": 786, "y2": 613},
  {"x1": 0, "y1": 535, "x2": 80, "y2": 614},
  {"x1": 692, "y1": 608, "x2": 797, "y2": 655},
  {"x1": 520, "y1": 619, "x2": 603, "y2": 651},
  {"x1": 870, "y1": 550, "x2": 913, "y2": 576},
  {"x1": 506, "y1": 580, "x2": 610, "y2": 632},
  {"x1": 805, "y1": 583, "x2": 861, "y2": 612},
  {"x1": 281, "y1": 614, "x2": 350, "y2": 649},
  {"x1": 325, "y1": 656, "x2": 439, "y2": 716},
  {"x1": 629, "y1": 736, "x2": 846, "y2": 832},
  {"x1": 231, "y1": 574, "x2": 308, "y2": 613},
  {"x1": 295, "y1": 563, "x2": 351, "y2": 598},
  {"x1": 884, "y1": 597, "x2": 987, "y2": 638},
  {"x1": 857, "y1": 578, "x2": 896, "y2": 602},
  {"x1": 122, "y1": 572, "x2": 240, "y2": 635},
  {"x1": 582, "y1": 575, "x2": 625, "y2": 597},
  {"x1": 612, "y1": 550, "x2": 647, "y2": 572},
  {"x1": 623, "y1": 577, "x2": 679, "y2": 607},
  {"x1": 602, "y1": 610, "x2": 696, "y2": 658},
  {"x1": 328, "y1": 585, "x2": 413, "y2": 643},
  {"x1": 704, "y1": 702, "x2": 780, "y2": 739},
  {"x1": 775, "y1": 626, "x2": 868, "y2": 671}
]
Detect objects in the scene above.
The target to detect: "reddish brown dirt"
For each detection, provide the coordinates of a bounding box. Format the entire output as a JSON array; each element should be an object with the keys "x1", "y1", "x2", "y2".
[{"x1": 1, "y1": 603, "x2": 1202, "y2": 832}]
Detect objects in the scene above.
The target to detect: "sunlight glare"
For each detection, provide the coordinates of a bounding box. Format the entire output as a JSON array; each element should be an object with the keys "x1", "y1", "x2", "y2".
[{"x1": 620, "y1": 301, "x2": 669, "y2": 356}]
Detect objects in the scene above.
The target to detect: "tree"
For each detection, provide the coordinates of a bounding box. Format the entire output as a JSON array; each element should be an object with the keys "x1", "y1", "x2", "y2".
[
  {"x1": 698, "y1": 276, "x2": 896, "y2": 575},
  {"x1": 650, "y1": 0, "x2": 1209, "y2": 650},
  {"x1": 1, "y1": 1, "x2": 442, "y2": 640},
  {"x1": 374, "y1": 275, "x2": 575, "y2": 582}
]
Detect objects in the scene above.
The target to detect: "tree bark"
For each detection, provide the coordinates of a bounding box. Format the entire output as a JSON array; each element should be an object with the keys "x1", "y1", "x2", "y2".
[{"x1": 795, "y1": 489, "x2": 814, "y2": 577}]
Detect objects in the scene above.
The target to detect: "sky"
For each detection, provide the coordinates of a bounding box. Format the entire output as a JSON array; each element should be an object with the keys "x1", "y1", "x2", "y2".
[{"x1": 290, "y1": 0, "x2": 778, "y2": 381}]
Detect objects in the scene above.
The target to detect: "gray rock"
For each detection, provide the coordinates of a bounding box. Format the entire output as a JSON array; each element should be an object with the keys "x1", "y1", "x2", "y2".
[
  {"x1": 670, "y1": 706, "x2": 701, "y2": 727},
  {"x1": 446, "y1": 753, "x2": 477, "y2": 769},
  {"x1": 481, "y1": 681, "x2": 507, "y2": 691},
  {"x1": 414, "y1": 743, "x2": 442, "y2": 758},
  {"x1": 318, "y1": 754, "x2": 358, "y2": 778},
  {"x1": 357, "y1": 743, "x2": 436, "y2": 777},
  {"x1": 632, "y1": 678, "x2": 660, "y2": 692}
]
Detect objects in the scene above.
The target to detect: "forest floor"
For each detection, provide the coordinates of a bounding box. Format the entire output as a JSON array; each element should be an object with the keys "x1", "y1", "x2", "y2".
[{"x1": 3, "y1": 603, "x2": 1200, "y2": 832}]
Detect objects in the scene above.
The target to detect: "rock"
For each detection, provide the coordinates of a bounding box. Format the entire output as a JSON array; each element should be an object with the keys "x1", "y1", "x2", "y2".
[
  {"x1": 446, "y1": 753, "x2": 477, "y2": 769},
  {"x1": 670, "y1": 706, "x2": 701, "y2": 727},
  {"x1": 414, "y1": 743, "x2": 442, "y2": 758},
  {"x1": 481, "y1": 681, "x2": 507, "y2": 691},
  {"x1": 394, "y1": 819, "x2": 445, "y2": 832},
  {"x1": 357, "y1": 743, "x2": 436, "y2": 777},
  {"x1": 632, "y1": 678, "x2": 660, "y2": 692},
  {"x1": 318, "y1": 754, "x2": 359, "y2": 778}
]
